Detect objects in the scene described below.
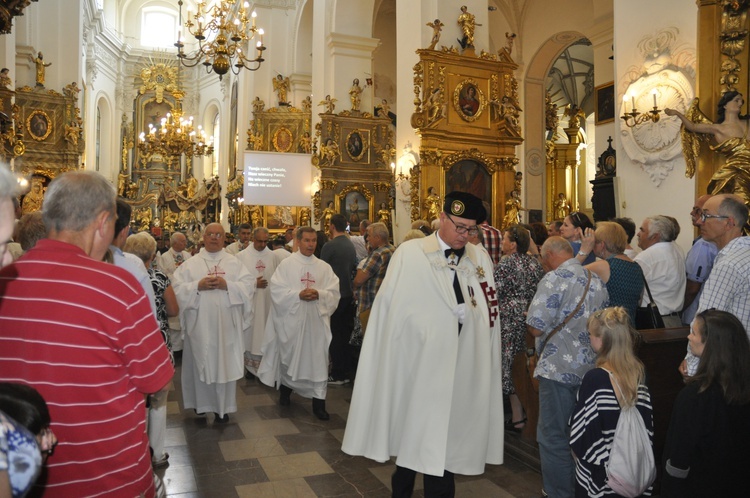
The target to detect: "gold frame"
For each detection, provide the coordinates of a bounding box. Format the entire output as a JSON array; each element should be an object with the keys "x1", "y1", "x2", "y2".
[
  {"x1": 345, "y1": 129, "x2": 368, "y2": 161},
  {"x1": 272, "y1": 126, "x2": 293, "y2": 152},
  {"x1": 453, "y1": 78, "x2": 486, "y2": 122},
  {"x1": 27, "y1": 110, "x2": 52, "y2": 141},
  {"x1": 335, "y1": 183, "x2": 374, "y2": 230}
]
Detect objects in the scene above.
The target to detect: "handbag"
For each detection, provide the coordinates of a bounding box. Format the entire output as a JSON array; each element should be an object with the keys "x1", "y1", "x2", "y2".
[
  {"x1": 526, "y1": 270, "x2": 592, "y2": 392},
  {"x1": 634, "y1": 277, "x2": 665, "y2": 330}
]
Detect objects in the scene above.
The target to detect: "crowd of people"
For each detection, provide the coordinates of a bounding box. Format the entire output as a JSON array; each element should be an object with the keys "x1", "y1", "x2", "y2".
[{"x1": 1, "y1": 162, "x2": 750, "y2": 497}]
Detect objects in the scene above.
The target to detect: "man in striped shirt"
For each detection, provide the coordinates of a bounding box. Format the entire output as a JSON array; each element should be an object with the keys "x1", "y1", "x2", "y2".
[{"x1": 0, "y1": 171, "x2": 174, "y2": 497}]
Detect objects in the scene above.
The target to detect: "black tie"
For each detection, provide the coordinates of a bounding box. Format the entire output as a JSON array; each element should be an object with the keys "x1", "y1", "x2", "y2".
[{"x1": 445, "y1": 248, "x2": 465, "y2": 334}]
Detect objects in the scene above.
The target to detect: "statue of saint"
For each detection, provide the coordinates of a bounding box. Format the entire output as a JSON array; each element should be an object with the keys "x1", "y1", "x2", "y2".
[
  {"x1": 299, "y1": 207, "x2": 311, "y2": 227},
  {"x1": 377, "y1": 202, "x2": 391, "y2": 227},
  {"x1": 501, "y1": 190, "x2": 524, "y2": 230},
  {"x1": 553, "y1": 193, "x2": 570, "y2": 220},
  {"x1": 29, "y1": 52, "x2": 52, "y2": 87},
  {"x1": 320, "y1": 138, "x2": 341, "y2": 165},
  {"x1": 666, "y1": 91, "x2": 750, "y2": 210},
  {"x1": 272, "y1": 74, "x2": 291, "y2": 105},
  {"x1": 252, "y1": 97, "x2": 265, "y2": 114},
  {"x1": 0, "y1": 68, "x2": 11, "y2": 89},
  {"x1": 298, "y1": 132, "x2": 313, "y2": 154},
  {"x1": 136, "y1": 207, "x2": 152, "y2": 232},
  {"x1": 249, "y1": 205, "x2": 262, "y2": 228},
  {"x1": 301, "y1": 95, "x2": 312, "y2": 113},
  {"x1": 321, "y1": 201, "x2": 335, "y2": 236},
  {"x1": 457, "y1": 6, "x2": 481, "y2": 49},
  {"x1": 349, "y1": 79, "x2": 363, "y2": 112},
  {"x1": 118, "y1": 169, "x2": 129, "y2": 197},
  {"x1": 425, "y1": 187, "x2": 441, "y2": 222},
  {"x1": 22, "y1": 178, "x2": 45, "y2": 215}
]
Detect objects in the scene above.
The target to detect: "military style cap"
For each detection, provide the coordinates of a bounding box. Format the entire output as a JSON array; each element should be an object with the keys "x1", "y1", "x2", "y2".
[{"x1": 443, "y1": 191, "x2": 486, "y2": 223}]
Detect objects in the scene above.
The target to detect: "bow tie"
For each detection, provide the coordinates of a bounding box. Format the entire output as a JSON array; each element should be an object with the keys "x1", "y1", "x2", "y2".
[{"x1": 444, "y1": 247, "x2": 465, "y2": 259}]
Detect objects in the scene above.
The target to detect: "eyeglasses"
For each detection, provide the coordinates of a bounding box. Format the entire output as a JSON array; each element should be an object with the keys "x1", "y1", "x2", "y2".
[
  {"x1": 205, "y1": 232, "x2": 224, "y2": 239},
  {"x1": 699, "y1": 210, "x2": 729, "y2": 223},
  {"x1": 445, "y1": 214, "x2": 479, "y2": 236}
]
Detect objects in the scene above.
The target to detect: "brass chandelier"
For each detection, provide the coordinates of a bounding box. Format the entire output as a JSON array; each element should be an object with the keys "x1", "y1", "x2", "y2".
[
  {"x1": 174, "y1": 0, "x2": 266, "y2": 80},
  {"x1": 137, "y1": 89, "x2": 214, "y2": 163}
]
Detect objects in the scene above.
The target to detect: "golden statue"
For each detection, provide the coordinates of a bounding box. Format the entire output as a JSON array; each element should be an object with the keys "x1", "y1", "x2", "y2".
[
  {"x1": 426, "y1": 19, "x2": 444, "y2": 50},
  {"x1": 318, "y1": 95, "x2": 337, "y2": 114},
  {"x1": 321, "y1": 201, "x2": 335, "y2": 235},
  {"x1": 118, "y1": 169, "x2": 129, "y2": 197},
  {"x1": 301, "y1": 95, "x2": 312, "y2": 113},
  {"x1": 666, "y1": 91, "x2": 750, "y2": 209},
  {"x1": 426, "y1": 87, "x2": 444, "y2": 125},
  {"x1": 425, "y1": 186, "x2": 441, "y2": 222},
  {"x1": 553, "y1": 192, "x2": 570, "y2": 220},
  {"x1": 457, "y1": 6, "x2": 481, "y2": 49},
  {"x1": 162, "y1": 209, "x2": 178, "y2": 232},
  {"x1": 126, "y1": 181, "x2": 139, "y2": 199},
  {"x1": 272, "y1": 74, "x2": 290, "y2": 105},
  {"x1": 377, "y1": 99, "x2": 391, "y2": 118},
  {"x1": 29, "y1": 52, "x2": 51, "y2": 87},
  {"x1": 298, "y1": 132, "x2": 313, "y2": 154},
  {"x1": 501, "y1": 190, "x2": 524, "y2": 230},
  {"x1": 349, "y1": 79, "x2": 363, "y2": 112},
  {"x1": 22, "y1": 178, "x2": 45, "y2": 215},
  {"x1": 377, "y1": 202, "x2": 391, "y2": 227},
  {"x1": 299, "y1": 207, "x2": 311, "y2": 227},
  {"x1": 249, "y1": 205, "x2": 262, "y2": 228},
  {"x1": 135, "y1": 207, "x2": 152, "y2": 232},
  {"x1": 320, "y1": 138, "x2": 342, "y2": 165},
  {"x1": 252, "y1": 97, "x2": 265, "y2": 114}
]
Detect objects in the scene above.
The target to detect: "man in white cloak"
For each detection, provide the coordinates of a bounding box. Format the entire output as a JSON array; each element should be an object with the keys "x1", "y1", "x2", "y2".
[
  {"x1": 258, "y1": 227, "x2": 340, "y2": 420},
  {"x1": 236, "y1": 227, "x2": 280, "y2": 378},
  {"x1": 156, "y1": 231, "x2": 191, "y2": 352},
  {"x1": 341, "y1": 191, "x2": 504, "y2": 497},
  {"x1": 172, "y1": 223, "x2": 255, "y2": 423}
]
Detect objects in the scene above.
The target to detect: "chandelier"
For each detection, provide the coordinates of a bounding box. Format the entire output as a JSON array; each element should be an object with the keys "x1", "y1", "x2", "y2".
[
  {"x1": 138, "y1": 89, "x2": 214, "y2": 163},
  {"x1": 174, "y1": 0, "x2": 266, "y2": 80}
]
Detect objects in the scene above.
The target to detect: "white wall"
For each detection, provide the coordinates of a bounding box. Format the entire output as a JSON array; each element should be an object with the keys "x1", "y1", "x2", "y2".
[{"x1": 613, "y1": 0, "x2": 697, "y2": 254}]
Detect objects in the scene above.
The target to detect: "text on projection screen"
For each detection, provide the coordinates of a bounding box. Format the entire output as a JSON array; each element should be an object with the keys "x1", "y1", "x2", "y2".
[{"x1": 243, "y1": 151, "x2": 312, "y2": 206}]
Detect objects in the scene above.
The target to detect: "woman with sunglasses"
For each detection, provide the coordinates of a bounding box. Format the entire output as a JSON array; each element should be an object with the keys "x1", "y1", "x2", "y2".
[
  {"x1": 494, "y1": 225, "x2": 545, "y2": 432},
  {"x1": 662, "y1": 309, "x2": 750, "y2": 497},
  {"x1": 560, "y1": 211, "x2": 596, "y2": 265}
]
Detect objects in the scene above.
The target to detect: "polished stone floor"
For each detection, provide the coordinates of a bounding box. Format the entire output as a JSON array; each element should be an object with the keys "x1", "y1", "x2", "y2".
[{"x1": 157, "y1": 357, "x2": 542, "y2": 497}]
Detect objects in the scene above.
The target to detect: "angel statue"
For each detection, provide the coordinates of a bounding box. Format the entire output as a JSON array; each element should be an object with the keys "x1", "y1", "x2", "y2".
[
  {"x1": 272, "y1": 74, "x2": 291, "y2": 106},
  {"x1": 320, "y1": 138, "x2": 342, "y2": 165},
  {"x1": 426, "y1": 19, "x2": 444, "y2": 50},
  {"x1": 319, "y1": 95, "x2": 337, "y2": 114},
  {"x1": 424, "y1": 186, "x2": 441, "y2": 222},
  {"x1": 665, "y1": 90, "x2": 750, "y2": 208}
]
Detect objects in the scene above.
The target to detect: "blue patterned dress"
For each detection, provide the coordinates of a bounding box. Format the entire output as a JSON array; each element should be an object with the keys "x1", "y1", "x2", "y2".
[
  {"x1": 0, "y1": 411, "x2": 41, "y2": 497},
  {"x1": 605, "y1": 256, "x2": 644, "y2": 326},
  {"x1": 493, "y1": 252, "x2": 545, "y2": 394}
]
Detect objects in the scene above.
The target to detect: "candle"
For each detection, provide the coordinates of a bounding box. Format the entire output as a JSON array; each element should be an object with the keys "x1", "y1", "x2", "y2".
[
  {"x1": 622, "y1": 95, "x2": 629, "y2": 114},
  {"x1": 651, "y1": 89, "x2": 658, "y2": 108},
  {"x1": 631, "y1": 95, "x2": 636, "y2": 112}
]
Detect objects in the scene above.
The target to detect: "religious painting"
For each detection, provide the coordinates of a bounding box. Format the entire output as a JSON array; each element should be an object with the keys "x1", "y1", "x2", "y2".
[
  {"x1": 346, "y1": 130, "x2": 367, "y2": 161},
  {"x1": 341, "y1": 191, "x2": 368, "y2": 228},
  {"x1": 453, "y1": 79, "x2": 484, "y2": 122},
  {"x1": 595, "y1": 82, "x2": 615, "y2": 125},
  {"x1": 265, "y1": 205, "x2": 297, "y2": 231},
  {"x1": 272, "y1": 127, "x2": 293, "y2": 152},
  {"x1": 27, "y1": 110, "x2": 51, "y2": 141},
  {"x1": 445, "y1": 159, "x2": 491, "y2": 202}
]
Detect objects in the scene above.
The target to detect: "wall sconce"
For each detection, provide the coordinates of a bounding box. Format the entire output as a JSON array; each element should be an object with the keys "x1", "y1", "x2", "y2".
[{"x1": 621, "y1": 89, "x2": 662, "y2": 128}]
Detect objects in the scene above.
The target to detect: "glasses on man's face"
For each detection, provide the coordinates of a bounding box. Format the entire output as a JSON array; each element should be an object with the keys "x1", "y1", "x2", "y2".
[
  {"x1": 206, "y1": 232, "x2": 224, "y2": 239},
  {"x1": 699, "y1": 210, "x2": 729, "y2": 223},
  {"x1": 446, "y1": 214, "x2": 479, "y2": 236}
]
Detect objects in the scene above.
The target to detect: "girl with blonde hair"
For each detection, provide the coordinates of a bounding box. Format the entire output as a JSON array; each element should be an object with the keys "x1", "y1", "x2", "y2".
[{"x1": 570, "y1": 306, "x2": 654, "y2": 497}]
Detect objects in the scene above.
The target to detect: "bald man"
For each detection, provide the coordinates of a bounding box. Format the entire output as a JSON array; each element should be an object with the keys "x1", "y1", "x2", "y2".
[{"x1": 172, "y1": 223, "x2": 255, "y2": 423}]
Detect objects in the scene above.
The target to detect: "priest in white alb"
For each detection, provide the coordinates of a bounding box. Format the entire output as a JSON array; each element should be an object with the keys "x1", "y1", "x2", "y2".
[
  {"x1": 236, "y1": 227, "x2": 280, "y2": 378},
  {"x1": 258, "y1": 227, "x2": 340, "y2": 420},
  {"x1": 172, "y1": 223, "x2": 255, "y2": 423}
]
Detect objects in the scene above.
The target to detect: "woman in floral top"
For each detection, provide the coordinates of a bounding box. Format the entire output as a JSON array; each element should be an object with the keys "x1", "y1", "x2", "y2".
[{"x1": 493, "y1": 225, "x2": 545, "y2": 432}]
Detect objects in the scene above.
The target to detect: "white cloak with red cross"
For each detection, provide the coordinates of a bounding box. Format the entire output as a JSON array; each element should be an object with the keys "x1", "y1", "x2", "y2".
[{"x1": 342, "y1": 233, "x2": 504, "y2": 476}]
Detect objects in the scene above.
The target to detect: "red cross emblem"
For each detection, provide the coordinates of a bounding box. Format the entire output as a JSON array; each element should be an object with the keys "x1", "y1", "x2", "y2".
[
  {"x1": 480, "y1": 281, "x2": 499, "y2": 328},
  {"x1": 207, "y1": 265, "x2": 226, "y2": 278},
  {"x1": 301, "y1": 272, "x2": 316, "y2": 289},
  {"x1": 255, "y1": 260, "x2": 266, "y2": 274}
]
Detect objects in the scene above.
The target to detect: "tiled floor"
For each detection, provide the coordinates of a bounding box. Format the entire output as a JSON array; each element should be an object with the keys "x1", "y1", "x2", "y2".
[{"x1": 157, "y1": 356, "x2": 543, "y2": 497}]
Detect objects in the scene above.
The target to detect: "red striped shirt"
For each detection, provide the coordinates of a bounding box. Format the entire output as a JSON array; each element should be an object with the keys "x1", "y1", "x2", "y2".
[{"x1": 0, "y1": 239, "x2": 174, "y2": 497}]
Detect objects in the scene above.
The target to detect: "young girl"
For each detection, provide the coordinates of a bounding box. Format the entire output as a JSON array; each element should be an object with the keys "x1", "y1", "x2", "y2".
[{"x1": 570, "y1": 307, "x2": 654, "y2": 497}]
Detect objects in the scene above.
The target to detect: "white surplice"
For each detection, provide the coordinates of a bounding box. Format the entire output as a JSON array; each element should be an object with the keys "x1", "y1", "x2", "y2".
[
  {"x1": 236, "y1": 246, "x2": 282, "y2": 375},
  {"x1": 257, "y1": 252, "x2": 340, "y2": 399},
  {"x1": 172, "y1": 248, "x2": 255, "y2": 416},
  {"x1": 341, "y1": 234, "x2": 504, "y2": 477}
]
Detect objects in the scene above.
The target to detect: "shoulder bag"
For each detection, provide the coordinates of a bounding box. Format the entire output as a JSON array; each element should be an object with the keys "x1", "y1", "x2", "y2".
[{"x1": 634, "y1": 277, "x2": 665, "y2": 330}]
